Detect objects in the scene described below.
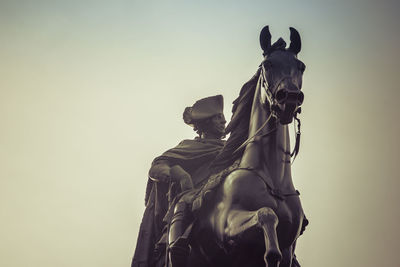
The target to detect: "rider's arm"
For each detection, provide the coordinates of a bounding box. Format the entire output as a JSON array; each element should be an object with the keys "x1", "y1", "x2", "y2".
[
  {"x1": 149, "y1": 160, "x2": 193, "y2": 190},
  {"x1": 170, "y1": 165, "x2": 193, "y2": 191},
  {"x1": 148, "y1": 160, "x2": 171, "y2": 183}
]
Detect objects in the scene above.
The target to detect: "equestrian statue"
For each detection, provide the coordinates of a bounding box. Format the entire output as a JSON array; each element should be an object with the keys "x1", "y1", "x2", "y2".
[{"x1": 132, "y1": 25, "x2": 308, "y2": 267}]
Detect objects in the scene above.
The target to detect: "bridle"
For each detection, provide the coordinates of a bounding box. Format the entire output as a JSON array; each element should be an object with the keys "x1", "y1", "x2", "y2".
[{"x1": 234, "y1": 60, "x2": 302, "y2": 162}]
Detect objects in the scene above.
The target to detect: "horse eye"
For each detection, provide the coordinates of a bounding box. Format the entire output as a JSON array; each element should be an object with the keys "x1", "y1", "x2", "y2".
[{"x1": 263, "y1": 61, "x2": 272, "y2": 69}]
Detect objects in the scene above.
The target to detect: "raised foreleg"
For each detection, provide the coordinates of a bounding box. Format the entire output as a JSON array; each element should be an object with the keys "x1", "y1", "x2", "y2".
[{"x1": 225, "y1": 207, "x2": 282, "y2": 267}]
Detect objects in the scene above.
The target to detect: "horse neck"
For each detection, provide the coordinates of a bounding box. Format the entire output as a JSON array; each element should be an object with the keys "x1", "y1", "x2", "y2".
[{"x1": 239, "y1": 76, "x2": 295, "y2": 191}]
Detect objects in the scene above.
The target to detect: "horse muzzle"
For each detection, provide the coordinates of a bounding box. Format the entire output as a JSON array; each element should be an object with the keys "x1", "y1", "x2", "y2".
[{"x1": 273, "y1": 89, "x2": 304, "y2": 124}]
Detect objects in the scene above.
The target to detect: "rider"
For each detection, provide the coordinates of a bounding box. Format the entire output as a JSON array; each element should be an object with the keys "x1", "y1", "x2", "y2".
[{"x1": 132, "y1": 95, "x2": 226, "y2": 267}]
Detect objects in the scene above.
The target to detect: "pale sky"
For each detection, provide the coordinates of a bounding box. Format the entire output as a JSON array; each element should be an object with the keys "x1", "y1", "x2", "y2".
[{"x1": 1, "y1": 1, "x2": 399, "y2": 266}]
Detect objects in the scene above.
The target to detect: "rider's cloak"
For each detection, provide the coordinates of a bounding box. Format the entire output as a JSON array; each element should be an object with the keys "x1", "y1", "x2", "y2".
[{"x1": 131, "y1": 137, "x2": 225, "y2": 267}]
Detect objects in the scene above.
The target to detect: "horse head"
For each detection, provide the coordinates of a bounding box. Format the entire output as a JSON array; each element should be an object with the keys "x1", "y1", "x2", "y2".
[{"x1": 259, "y1": 26, "x2": 306, "y2": 124}]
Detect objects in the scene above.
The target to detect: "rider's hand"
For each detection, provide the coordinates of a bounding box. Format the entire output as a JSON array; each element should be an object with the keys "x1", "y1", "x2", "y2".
[
  {"x1": 170, "y1": 165, "x2": 194, "y2": 191},
  {"x1": 149, "y1": 162, "x2": 171, "y2": 182}
]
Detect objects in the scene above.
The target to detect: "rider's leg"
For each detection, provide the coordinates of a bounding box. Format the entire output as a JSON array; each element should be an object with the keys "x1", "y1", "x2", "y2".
[{"x1": 168, "y1": 200, "x2": 191, "y2": 267}]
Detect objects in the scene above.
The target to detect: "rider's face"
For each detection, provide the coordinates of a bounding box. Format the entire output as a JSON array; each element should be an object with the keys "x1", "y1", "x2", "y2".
[{"x1": 208, "y1": 113, "x2": 226, "y2": 137}]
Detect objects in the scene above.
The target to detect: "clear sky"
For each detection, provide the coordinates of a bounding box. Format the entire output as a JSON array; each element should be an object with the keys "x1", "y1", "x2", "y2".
[{"x1": 1, "y1": 0, "x2": 399, "y2": 266}]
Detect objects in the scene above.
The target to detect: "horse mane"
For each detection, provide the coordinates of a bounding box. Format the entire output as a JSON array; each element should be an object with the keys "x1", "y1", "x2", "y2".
[{"x1": 210, "y1": 70, "x2": 260, "y2": 173}]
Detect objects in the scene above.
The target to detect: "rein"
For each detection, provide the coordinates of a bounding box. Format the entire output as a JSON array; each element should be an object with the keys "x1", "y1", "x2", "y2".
[
  {"x1": 233, "y1": 110, "x2": 275, "y2": 154},
  {"x1": 291, "y1": 113, "x2": 301, "y2": 163},
  {"x1": 234, "y1": 64, "x2": 302, "y2": 163}
]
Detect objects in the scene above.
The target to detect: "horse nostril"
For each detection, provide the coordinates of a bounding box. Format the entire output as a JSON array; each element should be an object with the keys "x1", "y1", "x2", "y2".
[
  {"x1": 297, "y1": 91, "x2": 304, "y2": 105},
  {"x1": 275, "y1": 89, "x2": 288, "y2": 104}
]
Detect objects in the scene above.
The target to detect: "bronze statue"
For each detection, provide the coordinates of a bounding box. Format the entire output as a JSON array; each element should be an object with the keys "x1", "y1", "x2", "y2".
[
  {"x1": 163, "y1": 26, "x2": 308, "y2": 267},
  {"x1": 133, "y1": 25, "x2": 308, "y2": 267},
  {"x1": 131, "y1": 95, "x2": 227, "y2": 267}
]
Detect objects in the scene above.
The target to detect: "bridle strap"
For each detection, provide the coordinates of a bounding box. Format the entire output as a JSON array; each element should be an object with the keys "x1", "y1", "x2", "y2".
[
  {"x1": 261, "y1": 63, "x2": 295, "y2": 107},
  {"x1": 233, "y1": 112, "x2": 276, "y2": 154},
  {"x1": 234, "y1": 65, "x2": 289, "y2": 155},
  {"x1": 262, "y1": 63, "x2": 303, "y2": 161},
  {"x1": 260, "y1": 64, "x2": 275, "y2": 106},
  {"x1": 290, "y1": 113, "x2": 301, "y2": 163},
  {"x1": 232, "y1": 69, "x2": 276, "y2": 155},
  {"x1": 234, "y1": 64, "x2": 303, "y2": 160}
]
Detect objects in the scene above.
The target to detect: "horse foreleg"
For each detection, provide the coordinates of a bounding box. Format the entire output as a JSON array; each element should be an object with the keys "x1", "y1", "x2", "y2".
[
  {"x1": 279, "y1": 246, "x2": 293, "y2": 267},
  {"x1": 258, "y1": 208, "x2": 282, "y2": 267},
  {"x1": 225, "y1": 207, "x2": 282, "y2": 267},
  {"x1": 280, "y1": 240, "x2": 303, "y2": 267}
]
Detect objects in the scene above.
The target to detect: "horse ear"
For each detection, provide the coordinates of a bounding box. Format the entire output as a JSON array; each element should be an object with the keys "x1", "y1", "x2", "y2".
[
  {"x1": 288, "y1": 27, "x2": 301, "y2": 54},
  {"x1": 259, "y1": 26, "x2": 271, "y2": 56}
]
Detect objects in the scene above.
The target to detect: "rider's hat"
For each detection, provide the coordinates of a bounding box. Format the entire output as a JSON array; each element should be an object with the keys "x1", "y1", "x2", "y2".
[{"x1": 183, "y1": 95, "x2": 224, "y2": 126}]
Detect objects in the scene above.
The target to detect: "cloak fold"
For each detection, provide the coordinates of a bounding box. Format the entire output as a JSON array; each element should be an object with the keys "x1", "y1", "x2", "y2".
[{"x1": 132, "y1": 138, "x2": 225, "y2": 267}]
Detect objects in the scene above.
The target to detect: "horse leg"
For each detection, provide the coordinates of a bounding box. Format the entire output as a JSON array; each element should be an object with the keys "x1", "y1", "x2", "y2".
[
  {"x1": 225, "y1": 207, "x2": 282, "y2": 267},
  {"x1": 291, "y1": 241, "x2": 301, "y2": 267},
  {"x1": 279, "y1": 246, "x2": 293, "y2": 267},
  {"x1": 279, "y1": 239, "x2": 304, "y2": 267}
]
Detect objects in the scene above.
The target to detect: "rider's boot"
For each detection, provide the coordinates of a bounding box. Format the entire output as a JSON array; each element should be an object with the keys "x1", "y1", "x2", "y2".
[{"x1": 168, "y1": 201, "x2": 191, "y2": 267}]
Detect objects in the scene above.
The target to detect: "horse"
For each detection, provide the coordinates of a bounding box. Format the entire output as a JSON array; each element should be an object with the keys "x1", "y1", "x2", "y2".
[{"x1": 185, "y1": 26, "x2": 307, "y2": 267}]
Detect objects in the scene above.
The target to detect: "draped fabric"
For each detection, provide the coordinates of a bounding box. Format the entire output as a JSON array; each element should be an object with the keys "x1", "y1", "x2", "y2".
[{"x1": 131, "y1": 138, "x2": 225, "y2": 267}]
